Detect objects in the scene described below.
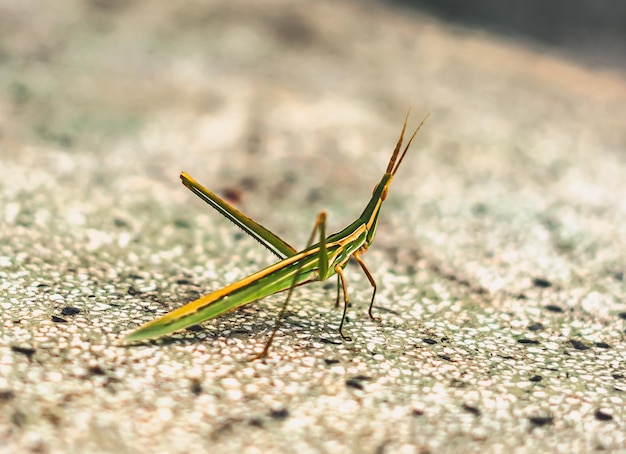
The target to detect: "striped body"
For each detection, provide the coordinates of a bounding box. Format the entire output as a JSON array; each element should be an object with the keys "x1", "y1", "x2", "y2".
[
  {"x1": 124, "y1": 219, "x2": 370, "y2": 342},
  {"x1": 123, "y1": 111, "x2": 428, "y2": 345}
]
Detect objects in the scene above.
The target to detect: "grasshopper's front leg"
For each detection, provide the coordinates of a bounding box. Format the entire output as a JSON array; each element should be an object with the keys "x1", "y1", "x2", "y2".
[
  {"x1": 332, "y1": 251, "x2": 379, "y2": 341},
  {"x1": 334, "y1": 265, "x2": 352, "y2": 341},
  {"x1": 352, "y1": 252, "x2": 378, "y2": 320}
]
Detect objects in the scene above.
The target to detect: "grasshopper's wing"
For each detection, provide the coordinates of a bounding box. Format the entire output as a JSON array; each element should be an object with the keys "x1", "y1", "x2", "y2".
[{"x1": 124, "y1": 249, "x2": 320, "y2": 343}]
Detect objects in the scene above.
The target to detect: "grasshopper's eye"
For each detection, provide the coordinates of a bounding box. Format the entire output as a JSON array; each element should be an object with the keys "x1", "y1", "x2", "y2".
[{"x1": 381, "y1": 187, "x2": 388, "y2": 200}]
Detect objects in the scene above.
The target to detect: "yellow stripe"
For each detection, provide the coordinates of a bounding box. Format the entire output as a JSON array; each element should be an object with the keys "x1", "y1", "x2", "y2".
[
  {"x1": 365, "y1": 199, "x2": 382, "y2": 231},
  {"x1": 328, "y1": 225, "x2": 367, "y2": 264},
  {"x1": 169, "y1": 223, "x2": 369, "y2": 319},
  {"x1": 171, "y1": 249, "x2": 317, "y2": 317}
]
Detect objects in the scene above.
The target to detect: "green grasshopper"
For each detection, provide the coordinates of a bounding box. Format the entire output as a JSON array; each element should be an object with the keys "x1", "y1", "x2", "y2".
[{"x1": 124, "y1": 111, "x2": 428, "y2": 358}]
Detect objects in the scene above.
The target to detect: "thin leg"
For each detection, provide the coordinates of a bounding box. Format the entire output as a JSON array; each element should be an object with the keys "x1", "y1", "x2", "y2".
[
  {"x1": 251, "y1": 211, "x2": 328, "y2": 360},
  {"x1": 352, "y1": 252, "x2": 378, "y2": 320},
  {"x1": 334, "y1": 265, "x2": 352, "y2": 341}
]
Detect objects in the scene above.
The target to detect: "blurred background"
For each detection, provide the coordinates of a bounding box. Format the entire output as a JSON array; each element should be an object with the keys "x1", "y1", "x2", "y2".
[
  {"x1": 393, "y1": 0, "x2": 626, "y2": 71},
  {"x1": 2, "y1": 0, "x2": 624, "y2": 156},
  {"x1": 2, "y1": 2, "x2": 626, "y2": 452}
]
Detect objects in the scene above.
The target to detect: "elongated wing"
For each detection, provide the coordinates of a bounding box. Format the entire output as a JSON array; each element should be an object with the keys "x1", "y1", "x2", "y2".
[{"x1": 123, "y1": 249, "x2": 321, "y2": 343}]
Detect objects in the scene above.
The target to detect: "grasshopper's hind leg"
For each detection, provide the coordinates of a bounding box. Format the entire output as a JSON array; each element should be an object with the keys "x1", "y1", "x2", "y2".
[{"x1": 251, "y1": 212, "x2": 329, "y2": 361}]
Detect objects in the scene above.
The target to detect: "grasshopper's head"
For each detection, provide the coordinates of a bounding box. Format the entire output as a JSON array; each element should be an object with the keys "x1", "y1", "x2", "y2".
[{"x1": 360, "y1": 110, "x2": 429, "y2": 248}]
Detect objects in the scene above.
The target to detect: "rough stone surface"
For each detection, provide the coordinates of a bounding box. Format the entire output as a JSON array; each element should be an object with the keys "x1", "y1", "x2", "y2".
[{"x1": 1, "y1": 0, "x2": 625, "y2": 452}]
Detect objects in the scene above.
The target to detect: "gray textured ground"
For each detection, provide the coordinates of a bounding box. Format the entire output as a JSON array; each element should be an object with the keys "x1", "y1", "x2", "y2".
[{"x1": 1, "y1": 1, "x2": 626, "y2": 453}]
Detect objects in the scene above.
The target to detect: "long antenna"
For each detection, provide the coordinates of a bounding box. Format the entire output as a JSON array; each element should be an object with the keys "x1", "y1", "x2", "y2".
[{"x1": 392, "y1": 112, "x2": 430, "y2": 176}]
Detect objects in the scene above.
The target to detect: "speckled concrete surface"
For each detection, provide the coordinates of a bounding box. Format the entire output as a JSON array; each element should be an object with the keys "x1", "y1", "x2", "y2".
[{"x1": 1, "y1": 0, "x2": 626, "y2": 453}]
